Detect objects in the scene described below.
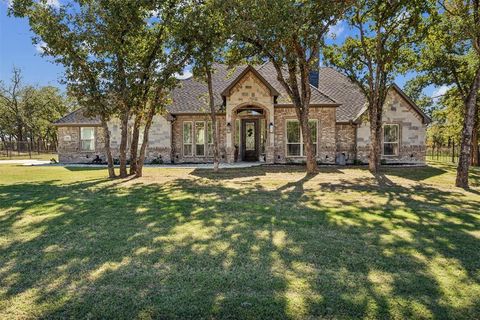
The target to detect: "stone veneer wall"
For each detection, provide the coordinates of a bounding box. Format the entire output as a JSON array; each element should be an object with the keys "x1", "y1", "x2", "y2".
[
  {"x1": 335, "y1": 123, "x2": 356, "y2": 164},
  {"x1": 273, "y1": 106, "x2": 337, "y2": 164},
  {"x1": 57, "y1": 114, "x2": 172, "y2": 163},
  {"x1": 57, "y1": 126, "x2": 105, "y2": 163},
  {"x1": 225, "y1": 70, "x2": 275, "y2": 163},
  {"x1": 356, "y1": 89, "x2": 427, "y2": 163},
  {"x1": 172, "y1": 114, "x2": 227, "y2": 163}
]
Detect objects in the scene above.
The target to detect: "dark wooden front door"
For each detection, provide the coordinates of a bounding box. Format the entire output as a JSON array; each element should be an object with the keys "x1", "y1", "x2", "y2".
[{"x1": 241, "y1": 119, "x2": 259, "y2": 161}]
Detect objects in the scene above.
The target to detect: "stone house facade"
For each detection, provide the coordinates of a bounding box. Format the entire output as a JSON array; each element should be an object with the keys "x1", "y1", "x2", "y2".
[{"x1": 54, "y1": 63, "x2": 430, "y2": 164}]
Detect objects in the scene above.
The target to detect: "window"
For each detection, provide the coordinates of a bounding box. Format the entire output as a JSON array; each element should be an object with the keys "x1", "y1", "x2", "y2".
[
  {"x1": 383, "y1": 124, "x2": 399, "y2": 156},
  {"x1": 207, "y1": 121, "x2": 214, "y2": 156},
  {"x1": 286, "y1": 119, "x2": 317, "y2": 157},
  {"x1": 183, "y1": 122, "x2": 193, "y2": 156},
  {"x1": 195, "y1": 121, "x2": 205, "y2": 156},
  {"x1": 80, "y1": 127, "x2": 95, "y2": 151}
]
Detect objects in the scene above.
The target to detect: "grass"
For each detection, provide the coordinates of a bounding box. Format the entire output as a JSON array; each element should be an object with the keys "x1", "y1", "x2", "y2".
[
  {"x1": 0, "y1": 162, "x2": 479, "y2": 319},
  {"x1": 0, "y1": 153, "x2": 57, "y2": 161}
]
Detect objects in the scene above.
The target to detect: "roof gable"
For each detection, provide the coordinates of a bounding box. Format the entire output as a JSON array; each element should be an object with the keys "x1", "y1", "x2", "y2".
[
  {"x1": 221, "y1": 65, "x2": 280, "y2": 97},
  {"x1": 390, "y1": 84, "x2": 431, "y2": 124},
  {"x1": 53, "y1": 108, "x2": 101, "y2": 126}
]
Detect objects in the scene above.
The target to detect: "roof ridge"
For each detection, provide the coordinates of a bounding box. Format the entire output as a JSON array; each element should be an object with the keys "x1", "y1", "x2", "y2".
[
  {"x1": 54, "y1": 107, "x2": 85, "y2": 124},
  {"x1": 308, "y1": 83, "x2": 338, "y2": 104}
]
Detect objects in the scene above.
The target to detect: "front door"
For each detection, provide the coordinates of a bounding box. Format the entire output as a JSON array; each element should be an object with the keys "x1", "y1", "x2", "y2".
[{"x1": 241, "y1": 119, "x2": 259, "y2": 161}]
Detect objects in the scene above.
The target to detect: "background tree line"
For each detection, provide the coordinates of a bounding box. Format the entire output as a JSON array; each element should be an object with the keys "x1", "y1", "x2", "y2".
[
  {"x1": 0, "y1": 67, "x2": 70, "y2": 153},
  {"x1": 8, "y1": 0, "x2": 480, "y2": 188}
]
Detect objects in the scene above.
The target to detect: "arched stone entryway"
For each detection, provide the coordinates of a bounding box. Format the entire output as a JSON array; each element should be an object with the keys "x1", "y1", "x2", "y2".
[{"x1": 226, "y1": 102, "x2": 274, "y2": 163}]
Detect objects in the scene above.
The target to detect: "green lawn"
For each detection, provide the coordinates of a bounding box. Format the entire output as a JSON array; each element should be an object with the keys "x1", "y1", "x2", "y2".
[
  {"x1": 0, "y1": 162, "x2": 479, "y2": 319},
  {"x1": 0, "y1": 153, "x2": 57, "y2": 161}
]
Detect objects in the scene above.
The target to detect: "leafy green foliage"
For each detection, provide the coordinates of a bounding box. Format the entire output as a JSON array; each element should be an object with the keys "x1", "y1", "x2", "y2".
[{"x1": 0, "y1": 67, "x2": 69, "y2": 147}]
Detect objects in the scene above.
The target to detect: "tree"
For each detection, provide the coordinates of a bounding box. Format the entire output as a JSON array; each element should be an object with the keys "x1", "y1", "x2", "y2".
[
  {"x1": 225, "y1": 0, "x2": 350, "y2": 173},
  {"x1": 324, "y1": 0, "x2": 433, "y2": 173},
  {"x1": 408, "y1": 0, "x2": 480, "y2": 188},
  {"x1": 0, "y1": 67, "x2": 69, "y2": 153},
  {"x1": 11, "y1": 0, "x2": 189, "y2": 179},
  {"x1": 175, "y1": 0, "x2": 228, "y2": 172}
]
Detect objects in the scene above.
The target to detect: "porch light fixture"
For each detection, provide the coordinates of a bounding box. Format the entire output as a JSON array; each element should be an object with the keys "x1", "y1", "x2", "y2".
[
  {"x1": 226, "y1": 122, "x2": 232, "y2": 133},
  {"x1": 269, "y1": 122, "x2": 274, "y2": 133}
]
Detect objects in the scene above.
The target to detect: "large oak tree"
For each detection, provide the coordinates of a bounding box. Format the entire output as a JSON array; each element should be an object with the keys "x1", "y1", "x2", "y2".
[
  {"x1": 225, "y1": 0, "x2": 350, "y2": 173},
  {"x1": 324, "y1": 0, "x2": 433, "y2": 173}
]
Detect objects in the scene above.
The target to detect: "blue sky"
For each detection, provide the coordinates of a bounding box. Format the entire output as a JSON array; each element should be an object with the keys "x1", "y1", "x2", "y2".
[
  {"x1": 0, "y1": 2, "x2": 65, "y2": 89},
  {"x1": 0, "y1": 4, "x2": 441, "y2": 98}
]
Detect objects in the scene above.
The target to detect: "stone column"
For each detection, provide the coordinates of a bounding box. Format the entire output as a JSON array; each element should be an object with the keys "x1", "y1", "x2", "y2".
[
  {"x1": 225, "y1": 102, "x2": 235, "y2": 163},
  {"x1": 266, "y1": 98, "x2": 275, "y2": 164}
]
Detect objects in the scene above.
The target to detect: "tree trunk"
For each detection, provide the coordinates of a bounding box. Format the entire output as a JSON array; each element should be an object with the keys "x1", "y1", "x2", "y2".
[
  {"x1": 129, "y1": 113, "x2": 143, "y2": 175},
  {"x1": 101, "y1": 116, "x2": 116, "y2": 178},
  {"x1": 206, "y1": 67, "x2": 220, "y2": 172},
  {"x1": 119, "y1": 109, "x2": 129, "y2": 178},
  {"x1": 135, "y1": 106, "x2": 155, "y2": 178},
  {"x1": 299, "y1": 110, "x2": 317, "y2": 174},
  {"x1": 368, "y1": 100, "x2": 383, "y2": 173},
  {"x1": 471, "y1": 105, "x2": 479, "y2": 166},
  {"x1": 456, "y1": 67, "x2": 480, "y2": 188}
]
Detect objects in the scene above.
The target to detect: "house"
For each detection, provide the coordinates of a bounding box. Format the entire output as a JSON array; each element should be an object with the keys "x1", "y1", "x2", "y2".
[{"x1": 54, "y1": 63, "x2": 431, "y2": 165}]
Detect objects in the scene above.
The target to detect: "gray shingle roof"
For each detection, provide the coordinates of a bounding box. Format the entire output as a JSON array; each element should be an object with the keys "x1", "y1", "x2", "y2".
[
  {"x1": 53, "y1": 108, "x2": 101, "y2": 126},
  {"x1": 57, "y1": 65, "x2": 407, "y2": 125},
  {"x1": 167, "y1": 62, "x2": 338, "y2": 114},
  {"x1": 317, "y1": 67, "x2": 367, "y2": 122},
  {"x1": 255, "y1": 62, "x2": 338, "y2": 105}
]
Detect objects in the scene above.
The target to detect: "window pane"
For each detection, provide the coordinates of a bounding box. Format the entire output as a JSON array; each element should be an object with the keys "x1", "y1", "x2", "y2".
[
  {"x1": 184, "y1": 144, "x2": 192, "y2": 156},
  {"x1": 81, "y1": 140, "x2": 94, "y2": 151},
  {"x1": 287, "y1": 144, "x2": 301, "y2": 156},
  {"x1": 196, "y1": 122, "x2": 205, "y2": 144},
  {"x1": 196, "y1": 144, "x2": 205, "y2": 156},
  {"x1": 183, "y1": 122, "x2": 192, "y2": 143},
  {"x1": 384, "y1": 124, "x2": 398, "y2": 143},
  {"x1": 287, "y1": 121, "x2": 300, "y2": 143},
  {"x1": 309, "y1": 120, "x2": 317, "y2": 142},
  {"x1": 245, "y1": 122, "x2": 255, "y2": 151},
  {"x1": 207, "y1": 121, "x2": 213, "y2": 144},
  {"x1": 81, "y1": 127, "x2": 94, "y2": 140},
  {"x1": 384, "y1": 143, "x2": 398, "y2": 156}
]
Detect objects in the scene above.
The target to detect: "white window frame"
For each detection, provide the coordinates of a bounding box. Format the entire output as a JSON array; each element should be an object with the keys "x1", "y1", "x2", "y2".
[
  {"x1": 383, "y1": 123, "x2": 400, "y2": 156},
  {"x1": 285, "y1": 119, "x2": 318, "y2": 157},
  {"x1": 80, "y1": 127, "x2": 95, "y2": 151},
  {"x1": 183, "y1": 121, "x2": 193, "y2": 156}
]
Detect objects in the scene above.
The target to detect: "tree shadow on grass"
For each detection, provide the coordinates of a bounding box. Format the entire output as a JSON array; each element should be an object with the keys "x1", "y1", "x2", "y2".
[
  {"x1": 0, "y1": 169, "x2": 479, "y2": 319},
  {"x1": 191, "y1": 165, "x2": 344, "y2": 181}
]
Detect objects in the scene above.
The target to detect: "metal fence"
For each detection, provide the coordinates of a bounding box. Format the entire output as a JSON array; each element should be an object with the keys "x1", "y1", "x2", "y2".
[
  {"x1": 425, "y1": 144, "x2": 480, "y2": 164},
  {"x1": 426, "y1": 145, "x2": 460, "y2": 163},
  {"x1": 0, "y1": 141, "x2": 57, "y2": 158}
]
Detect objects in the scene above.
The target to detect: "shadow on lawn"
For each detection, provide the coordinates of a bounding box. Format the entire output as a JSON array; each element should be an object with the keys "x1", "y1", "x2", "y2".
[{"x1": 0, "y1": 167, "x2": 479, "y2": 319}]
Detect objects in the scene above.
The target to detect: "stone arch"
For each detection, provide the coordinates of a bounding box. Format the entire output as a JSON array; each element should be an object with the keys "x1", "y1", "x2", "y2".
[{"x1": 228, "y1": 101, "x2": 274, "y2": 163}]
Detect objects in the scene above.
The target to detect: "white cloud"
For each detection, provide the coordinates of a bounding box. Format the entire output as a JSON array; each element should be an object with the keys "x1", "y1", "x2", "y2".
[
  {"x1": 327, "y1": 20, "x2": 345, "y2": 39},
  {"x1": 432, "y1": 85, "x2": 451, "y2": 99},
  {"x1": 175, "y1": 70, "x2": 192, "y2": 80},
  {"x1": 46, "y1": 0, "x2": 60, "y2": 7},
  {"x1": 35, "y1": 41, "x2": 47, "y2": 54}
]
